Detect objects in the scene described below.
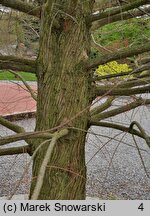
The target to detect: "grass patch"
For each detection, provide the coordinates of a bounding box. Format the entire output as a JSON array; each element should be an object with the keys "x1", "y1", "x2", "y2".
[
  {"x1": 0, "y1": 71, "x2": 37, "y2": 81},
  {"x1": 94, "y1": 18, "x2": 150, "y2": 47}
]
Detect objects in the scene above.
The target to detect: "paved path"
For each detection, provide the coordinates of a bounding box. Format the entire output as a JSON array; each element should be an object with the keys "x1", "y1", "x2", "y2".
[{"x1": 0, "y1": 82, "x2": 37, "y2": 116}]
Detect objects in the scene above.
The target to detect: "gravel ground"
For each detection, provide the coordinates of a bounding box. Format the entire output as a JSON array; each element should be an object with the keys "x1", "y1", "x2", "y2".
[
  {"x1": 0, "y1": 97, "x2": 150, "y2": 199},
  {"x1": 0, "y1": 119, "x2": 33, "y2": 197},
  {"x1": 86, "y1": 96, "x2": 150, "y2": 199}
]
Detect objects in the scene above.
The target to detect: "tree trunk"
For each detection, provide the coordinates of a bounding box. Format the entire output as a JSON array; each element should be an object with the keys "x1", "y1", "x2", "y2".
[{"x1": 30, "y1": 0, "x2": 94, "y2": 199}]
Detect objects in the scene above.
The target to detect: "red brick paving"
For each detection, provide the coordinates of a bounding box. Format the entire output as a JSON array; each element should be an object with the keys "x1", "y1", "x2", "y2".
[{"x1": 0, "y1": 82, "x2": 37, "y2": 116}]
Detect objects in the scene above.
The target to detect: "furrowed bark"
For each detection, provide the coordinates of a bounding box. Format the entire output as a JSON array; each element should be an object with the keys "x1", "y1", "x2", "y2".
[
  {"x1": 0, "y1": 55, "x2": 36, "y2": 73},
  {"x1": 30, "y1": 0, "x2": 95, "y2": 200}
]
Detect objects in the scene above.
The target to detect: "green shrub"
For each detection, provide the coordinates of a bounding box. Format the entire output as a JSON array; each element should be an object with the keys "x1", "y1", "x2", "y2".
[{"x1": 96, "y1": 61, "x2": 132, "y2": 76}]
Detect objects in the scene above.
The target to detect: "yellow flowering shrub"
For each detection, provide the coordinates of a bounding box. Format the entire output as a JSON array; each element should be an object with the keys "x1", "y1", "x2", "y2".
[{"x1": 96, "y1": 61, "x2": 132, "y2": 76}]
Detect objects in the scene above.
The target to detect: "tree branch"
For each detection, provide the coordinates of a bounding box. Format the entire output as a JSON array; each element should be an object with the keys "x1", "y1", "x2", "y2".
[
  {"x1": 90, "y1": 0, "x2": 148, "y2": 23},
  {"x1": 130, "y1": 121, "x2": 150, "y2": 148},
  {"x1": 138, "y1": 57, "x2": 150, "y2": 65},
  {"x1": 92, "y1": 63, "x2": 150, "y2": 81},
  {"x1": 95, "y1": 76, "x2": 150, "y2": 92},
  {"x1": 0, "y1": 130, "x2": 55, "y2": 146},
  {"x1": 91, "y1": 98, "x2": 150, "y2": 121},
  {"x1": 0, "y1": 0, "x2": 41, "y2": 18},
  {"x1": 91, "y1": 6, "x2": 150, "y2": 31},
  {"x1": 89, "y1": 120, "x2": 148, "y2": 140},
  {"x1": 0, "y1": 115, "x2": 25, "y2": 133},
  {"x1": 0, "y1": 123, "x2": 70, "y2": 147},
  {"x1": 95, "y1": 85, "x2": 150, "y2": 97},
  {"x1": 91, "y1": 34, "x2": 112, "y2": 54},
  {"x1": 9, "y1": 70, "x2": 37, "y2": 100},
  {"x1": 0, "y1": 55, "x2": 36, "y2": 73},
  {"x1": 0, "y1": 145, "x2": 30, "y2": 156},
  {"x1": 131, "y1": 126, "x2": 149, "y2": 177},
  {"x1": 87, "y1": 42, "x2": 150, "y2": 70},
  {"x1": 31, "y1": 129, "x2": 69, "y2": 200},
  {"x1": 90, "y1": 96, "x2": 115, "y2": 116},
  {"x1": 117, "y1": 77, "x2": 150, "y2": 89}
]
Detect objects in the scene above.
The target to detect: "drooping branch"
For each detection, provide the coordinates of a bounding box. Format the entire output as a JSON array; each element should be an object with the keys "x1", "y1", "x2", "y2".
[
  {"x1": 130, "y1": 123, "x2": 149, "y2": 177},
  {"x1": 0, "y1": 55, "x2": 36, "y2": 73},
  {"x1": 92, "y1": 63, "x2": 150, "y2": 82},
  {"x1": 92, "y1": 6, "x2": 150, "y2": 31},
  {"x1": 89, "y1": 120, "x2": 148, "y2": 140},
  {"x1": 0, "y1": 0, "x2": 41, "y2": 18},
  {"x1": 0, "y1": 145, "x2": 30, "y2": 156},
  {"x1": 9, "y1": 70, "x2": 37, "y2": 100},
  {"x1": 0, "y1": 116, "x2": 25, "y2": 133},
  {"x1": 89, "y1": 0, "x2": 148, "y2": 23},
  {"x1": 91, "y1": 98, "x2": 150, "y2": 121},
  {"x1": 87, "y1": 42, "x2": 150, "y2": 70},
  {"x1": 130, "y1": 121, "x2": 150, "y2": 148}
]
